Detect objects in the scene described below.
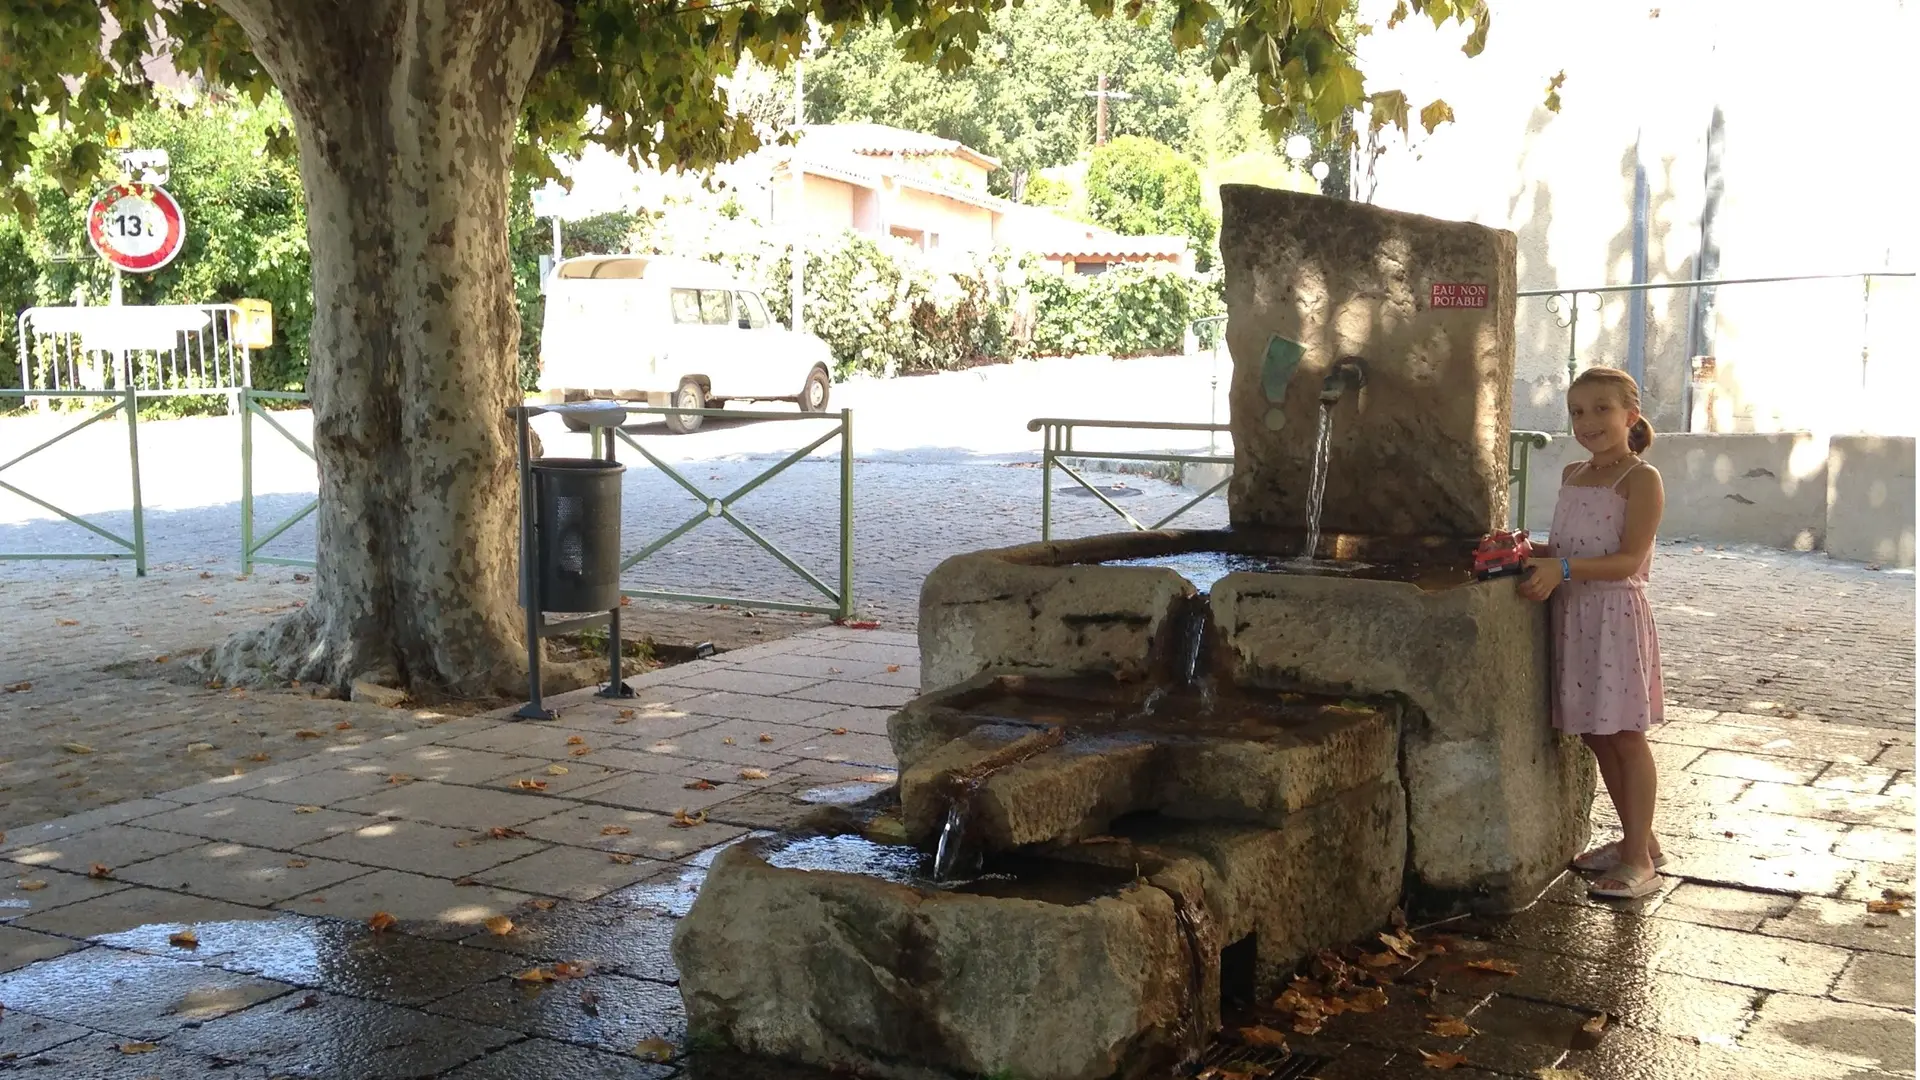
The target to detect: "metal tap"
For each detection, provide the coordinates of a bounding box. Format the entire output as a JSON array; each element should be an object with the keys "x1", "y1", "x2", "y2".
[{"x1": 1319, "y1": 356, "x2": 1369, "y2": 404}]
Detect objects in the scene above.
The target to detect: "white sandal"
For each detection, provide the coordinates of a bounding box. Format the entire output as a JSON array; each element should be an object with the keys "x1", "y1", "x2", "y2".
[
  {"x1": 1572, "y1": 841, "x2": 1667, "y2": 873},
  {"x1": 1588, "y1": 863, "x2": 1662, "y2": 900}
]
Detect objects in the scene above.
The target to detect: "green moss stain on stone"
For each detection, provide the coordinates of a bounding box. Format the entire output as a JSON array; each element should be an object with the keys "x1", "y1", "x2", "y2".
[{"x1": 1261, "y1": 335, "x2": 1305, "y2": 431}]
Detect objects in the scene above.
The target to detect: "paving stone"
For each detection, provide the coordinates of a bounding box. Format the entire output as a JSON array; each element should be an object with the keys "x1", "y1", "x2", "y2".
[
  {"x1": 1559, "y1": 1022, "x2": 1864, "y2": 1080},
  {"x1": 0, "y1": 946, "x2": 291, "y2": 1040},
  {"x1": 801, "y1": 705, "x2": 895, "y2": 736},
  {"x1": 459, "y1": 899, "x2": 680, "y2": 983},
  {"x1": 1834, "y1": 949, "x2": 1915, "y2": 1011},
  {"x1": 1838, "y1": 860, "x2": 1916, "y2": 903},
  {"x1": 619, "y1": 718, "x2": 814, "y2": 769},
  {"x1": 2, "y1": 823, "x2": 203, "y2": 874},
  {"x1": 298, "y1": 816, "x2": 550, "y2": 878},
  {"x1": 92, "y1": 911, "x2": 525, "y2": 1005},
  {"x1": 331, "y1": 780, "x2": 574, "y2": 830},
  {"x1": 1874, "y1": 741, "x2": 1916, "y2": 771},
  {"x1": 600, "y1": 836, "x2": 766, "y2": 919},
  {"x1": 515, "y1": 806, "x2": 748, "y2": 863},
  {"x1": 670, "y1": 690, "x2": 845, "y2": 726},
  {"x1": 476, "y1": 760, "x2": 635, "y2": 797},
  {"x1": 10, "y1": 884, "x2": 274, "y2": 940},
  {"x1": 781, "y1": 679, "x2": 916, "y2": 709},
  {"x1": 786, "y1": 639, "x2": 919, "y2": 668},
  {"x1": 111, "y1": 841, "x2": 367, "y2": 906},
  {"x1": 703, "y1": 777, "x2": 888, "y2": 831},
  {"x1": 727, "y1": 653, "x2": 893, "y2": 681},
  {"x1": 168, "y1": 989, "x2": 519, "y2": 1078},
  {"x1": 1658, "y1": 835, "x2": 1858, "y2": 896},
  {"x1": 229, "y1": 764, "x2": 403, "y2": 807},
  {"x1": 1650, "y1": 882, "x2": 1797, "y2": 932},
  {"x1": 154, "y1": 753, "x2": 370, "y2": 804},
  {"x1": 1449, "y1": 901, "x2": 1660, "y2": 968},
  {"x1": 0, "y1": 922, "x2": 78, "y2": 972},
  {"x1": 1734, "y1": 780, "x2": 1916, "y2": 828},
  {"x1": 440, "y1": 1037, "x2": 678, "y2": 1079},
  {"x1": 0, "y1": 799, "x2": 183, "y2": 852},
  {"x1": 1651, "y1": 722, "x2": 1890, "y2": 766},
  {"x1": 1834, "y1": 825, "x2": 1916, "y2": 864},
  {"x1": 1452, "y1": 995, "x2": 1596, "y2": 1076},
  {"x1": 1888, "y1": 771, "x2": 1916, "y2": 799},
  {"x1": 781, "y1": 730, "x2": 896, "y2": 769},
  {"x1": 1643, "y1": 918, "x2": 1851, "y2": 995},
  {"x1": 474, "y1": 844, "x2": 668, "y2": 901},
  {"x1": 1536, "y1": 864, "x2": 1684, "y2": 916},
  {"x1": 551, "y1": 701, "x2": 719, "y2": 740},
  {"x1": 1685, "y1": 749, "x2": 1828, "y2": 785},
  {"x1": 0, "y1": 1009, "x2": 93, "y2": 1060},
  {"x1": 134, "y1": 796, "x2": 374, "y2": 849},
  {"x1": 530, "y1": 746, "x2": 726, "y2": 778},
  {"x1": 1429, "y1": 942, "x2": 1759, "y2": 1043},
  {"x1": 425, "y1": 970, "x2": 686, "y2": 1054},
  {"x1": 654, "y1": 666, "x2": 827, "y2": 697},
  {"x1": 1812, "y1": 762, "x2": 1900, "y2": 793},
  {"x1": 572, "y1": 770, "x2": 766, "y2": 816},
  {"x1": 273, "y1": 868, "x2": 534, "y2": 940},
  {"x1": 0, "y1": 861, "x2": 129, "y2": 922},
  {"x1": 1684, "y1": 810, "x2": 1848, "y2": 854},
  {"x1": 0, "y1": 1032, "x2": 275, "y2": 1079},
  {"x1": 1743, "y1": 992, "x2": 1915, "y2": 1073},
  {"x1": 1758, "y1": 894, "x2": 1915, "y2": 956},
  {"x1": 1649, "y1": 741, "x2": 1706, "y2": 773},
  {"x1": 358, "y1": 744, "x2": 554, "y2": 786}
]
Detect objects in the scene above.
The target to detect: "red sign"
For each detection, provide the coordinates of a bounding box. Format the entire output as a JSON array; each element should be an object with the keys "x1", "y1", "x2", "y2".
[
  {"x1": 86, "y1": 183, "x2": 187, "y2": 273},
  {"x1": 1430, "y1": 282, "x2": 1490, "y2": 309}
]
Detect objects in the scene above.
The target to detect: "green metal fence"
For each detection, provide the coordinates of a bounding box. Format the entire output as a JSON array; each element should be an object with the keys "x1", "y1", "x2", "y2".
[
  {"x1": 239, "y1": 388, "x2": 318, "y2": 572},
  {"x1": 0, "y1": 388, "x2": 147, "y2": 573},
  {"x1": 600, "y1": 407, "x2": 855, "y2": 619}
]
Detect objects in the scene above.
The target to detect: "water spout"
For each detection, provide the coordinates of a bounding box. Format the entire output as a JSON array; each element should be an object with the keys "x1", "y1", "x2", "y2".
[
  {"x1": 1318, "y1": 355, "x2": 1368, "y2": 404},
  {"x1": 932, "y1": 801, "x2": 966, "y2": 881},
  {"x1": 1302, "y1": 401, "x2": 1335, "y2": 558},
  {"x1": 1174, "y1": 593, "x2": 1210, "y2": 686}
]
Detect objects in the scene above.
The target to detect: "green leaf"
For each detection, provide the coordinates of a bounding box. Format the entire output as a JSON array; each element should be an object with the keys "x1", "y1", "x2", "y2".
[
  {"x1": 1418, "y1": 97, "x2": 1456, "y2": 133},
  {"x1": 1387, "y1": 0, "x2": 1409, "y2": 28},
  {"x1": 1461, "y1": 1, "x2": 1490, "y2": 56},
  {"x1": 1368, "y1": 89, "x2": 1410, "y2": 135}
]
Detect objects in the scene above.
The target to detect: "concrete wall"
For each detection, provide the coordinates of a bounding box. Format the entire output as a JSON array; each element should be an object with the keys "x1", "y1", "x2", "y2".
[
  {"x1": 1827, "y1": 436, "x2": 1916, "y2": 567},
  {"x1": 1353, "y1": 0, "x2": 1919, "y2": 438}
]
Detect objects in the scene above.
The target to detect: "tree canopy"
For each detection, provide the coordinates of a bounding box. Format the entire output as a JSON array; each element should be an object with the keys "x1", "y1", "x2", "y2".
[{"x1": 1085, "y1": 136, "x2": 1215, "y2": 266}]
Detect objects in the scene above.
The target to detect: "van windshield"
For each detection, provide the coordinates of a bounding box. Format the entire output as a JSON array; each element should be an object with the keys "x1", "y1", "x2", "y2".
[{"x1": 670, "y1": 288, "x2": 734, "y2": 326}]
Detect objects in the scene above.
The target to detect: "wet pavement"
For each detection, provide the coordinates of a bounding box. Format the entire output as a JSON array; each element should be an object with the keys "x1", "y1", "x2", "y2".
[{"x1": 1, "y1": 624, "x2": 1914, "y2": 1079}]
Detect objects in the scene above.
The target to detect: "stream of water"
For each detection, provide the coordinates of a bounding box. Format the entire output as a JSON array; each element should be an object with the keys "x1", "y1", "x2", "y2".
[{"x1": 1301, "y1": 400, "x2": 1335, "y2": 557}]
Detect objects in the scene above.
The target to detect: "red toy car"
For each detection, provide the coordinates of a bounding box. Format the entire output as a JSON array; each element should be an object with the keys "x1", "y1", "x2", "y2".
[{"x1": 1474, "y1": 530, "x2": 1533, "y2": 580}]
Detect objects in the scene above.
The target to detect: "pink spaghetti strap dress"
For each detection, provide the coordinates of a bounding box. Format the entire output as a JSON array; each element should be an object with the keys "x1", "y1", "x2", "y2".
[{"x1": 1549, "y1": 465, "x2": 1664, "y2": 735}]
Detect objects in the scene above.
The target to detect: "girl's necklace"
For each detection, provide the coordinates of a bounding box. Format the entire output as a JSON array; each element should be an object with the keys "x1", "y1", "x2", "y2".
[{"x1": 1590, "y1": 450, "x2": 1637, "y2": 471}]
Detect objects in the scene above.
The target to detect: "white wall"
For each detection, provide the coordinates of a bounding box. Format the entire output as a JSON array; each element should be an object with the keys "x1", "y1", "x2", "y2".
[{"x1": 1353, "y1": 0, "x2": 1919, "y2": 438}]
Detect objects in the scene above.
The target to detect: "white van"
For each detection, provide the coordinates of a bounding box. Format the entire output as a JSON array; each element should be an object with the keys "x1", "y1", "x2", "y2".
[{"x1": 538, "y1": 254, "x2": 835, "y2": 434}]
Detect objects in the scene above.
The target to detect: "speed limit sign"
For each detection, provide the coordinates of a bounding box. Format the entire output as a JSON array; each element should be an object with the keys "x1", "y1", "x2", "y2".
[{"x1": 86, "y1": 183, "x2": 187, "y2": 273}]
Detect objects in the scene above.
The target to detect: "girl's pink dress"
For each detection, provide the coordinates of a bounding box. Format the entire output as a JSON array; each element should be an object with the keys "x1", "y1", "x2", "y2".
[{"x1": 1549, "y1": 464, "x2": 1664, "y2": 734}]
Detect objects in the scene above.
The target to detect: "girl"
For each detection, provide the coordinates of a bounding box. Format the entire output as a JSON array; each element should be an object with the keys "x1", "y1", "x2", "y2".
[{"x1": 1519, "y1": 366, "x2": 1667, "y2": 899}]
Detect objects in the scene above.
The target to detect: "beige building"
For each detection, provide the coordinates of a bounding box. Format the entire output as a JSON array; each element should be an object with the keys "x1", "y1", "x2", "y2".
[
  {"x1": 765, "y1": 123, "x2": 1192, "y2": 273},
  {"x1": 1354, "y1": 0, "x2": 1917, "y2": 437}
]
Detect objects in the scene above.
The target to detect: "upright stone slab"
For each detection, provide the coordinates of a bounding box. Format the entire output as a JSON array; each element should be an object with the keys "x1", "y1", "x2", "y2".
[{"x1": 1218, "y1": 186, "x2": 1518, "y2": 538}]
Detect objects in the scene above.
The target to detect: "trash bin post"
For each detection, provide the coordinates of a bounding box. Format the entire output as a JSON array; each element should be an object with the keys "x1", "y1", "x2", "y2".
[
  {"x1": 513, "y1": 406, "x2": 557, "y2": 720},
  {"x1": 596, "y1": 429, "x2": 635, "y2": 700}
]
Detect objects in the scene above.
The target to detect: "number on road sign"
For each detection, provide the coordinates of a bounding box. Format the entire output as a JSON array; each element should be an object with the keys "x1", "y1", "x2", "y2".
[{"x1": 87, "y1": 184, "x2": 186, "y2": 273}]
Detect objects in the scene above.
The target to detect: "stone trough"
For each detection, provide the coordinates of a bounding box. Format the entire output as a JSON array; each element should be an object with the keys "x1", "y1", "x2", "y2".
[{"x1": 674, "y1": 188, "x2": 1596, "y2": 1080}]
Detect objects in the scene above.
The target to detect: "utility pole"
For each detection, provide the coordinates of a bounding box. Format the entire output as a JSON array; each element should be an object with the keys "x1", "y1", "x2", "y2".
[
  {"x1": 791, "y1": 57, "x2": 806, "y2": 336},
  {"x1": 1084, "y1": 74, "x2": 1133, "y2": 146}
]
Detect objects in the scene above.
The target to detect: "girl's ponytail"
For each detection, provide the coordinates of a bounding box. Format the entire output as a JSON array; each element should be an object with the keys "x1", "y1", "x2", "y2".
[{"x1": 1629, "y1": 416, "x2": 1654, "y2": 453}]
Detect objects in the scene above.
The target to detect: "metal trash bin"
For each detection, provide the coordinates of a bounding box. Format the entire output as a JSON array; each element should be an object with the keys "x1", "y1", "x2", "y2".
[{"x1": 531, "y1": 457, "x2": 625, "y2": 612}]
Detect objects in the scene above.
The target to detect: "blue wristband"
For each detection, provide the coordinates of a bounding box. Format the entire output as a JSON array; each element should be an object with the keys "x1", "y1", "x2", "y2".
[{"x1": 1560, "y1": 558, "x2": 1572, "y2": 581}]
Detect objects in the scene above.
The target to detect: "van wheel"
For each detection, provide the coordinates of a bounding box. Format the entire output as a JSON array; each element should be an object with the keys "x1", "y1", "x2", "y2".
[
  {"x1": 664, "y1": 379, "x2": 706, "y2": 435},
  {"x1": 799, "y1": 366, "x2": 831, "y2": 413},
  {"x1": 561, "y1": 414, "x2": 591, "y2": 434}
]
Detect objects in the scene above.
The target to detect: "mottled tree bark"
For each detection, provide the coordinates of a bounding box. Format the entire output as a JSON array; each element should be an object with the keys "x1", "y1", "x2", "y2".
[{"x1": 207, "y1": 0, "x2": 559, "y2": 694}]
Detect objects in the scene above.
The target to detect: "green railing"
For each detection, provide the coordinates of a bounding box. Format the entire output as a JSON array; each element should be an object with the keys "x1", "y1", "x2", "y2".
[
  {"x1": 0, "y1": 388, "x2": 146, "y2": 573},
  {"x1": 600, "y1": 407, "x2": 854, "y2": 619},
  {"x1": 1032, "y1": 416, "x2": 1551, "y2": 539},
  {"x1": 239, "y1": 388, "x2": 318, "y2": 572},
  {"x1": 1030, "y1": 417, "x2": 1233, "y2": 542}
]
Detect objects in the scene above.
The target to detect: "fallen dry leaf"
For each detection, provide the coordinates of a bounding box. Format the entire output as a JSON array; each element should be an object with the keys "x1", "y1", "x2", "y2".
[
  {"x1": 1291, "y1": 1015, "x2": 1324, "y2": 1035},
  {"x1": 670, "y1": 808, "x2": 707, "y2": 828},
  {"x1": 387, "y1": 774, "x2": 413, "y2": 784},
  {"x1": 1362, "y1": 950, "x2": 1401, "y2": 968},
  {"x1": 294, "y1": 805, "x2": 321, "y2": 814},
  {"x1": 513, "y1": 966, "x2": 558, "y2": 984},
  {"x1": 1197, "y1": 1066, "x2": 1273, "y2": 1080},
  {"x1": 569, "y1": 746, "x2": 593, "y2": 757},
  {"x1": 634, "y1": 1036, "x2": 676, "y2": 1061},
  {"x1": 738, "y1": 767, "x2": 769, "y2": 780},
  {"x1": 367, "y1": 911, "x2": 399, "y2": 933},
  {"x1": 528, "y1": 898, "x2": 557, "y2": 910},
  {"x1": 757, "y1": 733, "x2": 775, "y2": 743},
  {"x1": 2, "y1": 681, "x2": 30, "y2": 693},
  {"x1": 1582, "y1": 1013, "x2": 1608, "y2": 1035},
  {"x1": 286, "y1": 859, "x2": 309, "y2": 869},
  {"x1": 154, "y1": 655, "x2": 170, "y2": 663},
  {"x1": 247, "y1": 752, "x2": 272, "y2": 762},
  {"x1": 885, "y1": 664, "x2": 902, "y2": 673},
  {"x1": 684, "y1": 779, "x2": 717, "y2": 790},
  {"x1": 1867, "y1": 899, "x2": 1909, "y2": 915},
  {"x1": 488, "y1": 827, "x2": 529, "y2": 840},
  {"x1": 294, "y1": 729, "x2": 323, "y2": 739},
  {"x1": 55, "y1": 618, "x2": 79, "y2": 627},
  {"x1": 1238, "y1": 1024, "x2": 1289, "y2": 1049},
  {"x1": 546, "y1": 764, "x2": 569, "y2": 776},
  {"x1": 61, "y1": 742, "x2": 95, "y2": 755},
  {"x1": 1465, "y1": 958, "x2": 1520, "y2": 976},
  {"x1": 1347, "y1": 986, "x2": 1390, "y2": 1013},
  {"x1": 1380, "y1": 929, "x2": 1418, "y2": 958},
  {"x1": 1884, "y1": 887, "x2": 1916, "y2": 901},
  {"x1": 551, "y1": 961, "x2": 591, "y2": 979},
  {"x1": 484, "y1": 915, "x2": 515, "y2": 936},
  {"x1": 168, "y1": 929, "x2": 199, "y2": 949},
  {"x1": 601, "y1": 825, "x2": 632, "y2": 836},
  {"x1": 514, "y1": 779, "x2": 550, "y2": 791},
  {"x1": 186, "y1": 742, "x2": 215, "y2": 753},
  {"x1": 18, "y1": 879, "x2": 48, "y2": 891},
  {"x1": 1419, "y1": 1049, "x2": 1469, "y2": 1069},
  {"x1": 566, "y1": 735, "x2": 586, "y2": 746},
  {"x1": 307, "y1": 896, "x2": 325, "y2": 903},
  {"x1": 88, "y1": 863, "x2": 113, "y2": 879},
  {"x1": 288, "y1": 992, "x2": 323, "y2": 1012},
  {"x1": 617, "y1": 709, "x2": 636, "y2": 720},
  {"x1": 453, "y1": 877, "x2": 479, "y2": 887},
  {"x1": 116, "y1": 1042, "x2": 159, "y2": 1054},
  {"x1": 1428, "y1": 1015, "x2": 1474, "y2": 1038},
  {"x1": 334, "y1": 721, "x2": 354, "y2": 731},
  {"x1": 831, "y1": 727, "x2": 849, "y2": 735},
  {"x1": 609, "y1": 853, "x2": 635, "y2": 864}
]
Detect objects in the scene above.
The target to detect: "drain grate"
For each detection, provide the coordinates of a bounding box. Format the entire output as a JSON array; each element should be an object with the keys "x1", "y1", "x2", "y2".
[{"x1": 1189, "y1": 1044, "x2": 1334, "y2": 1079}]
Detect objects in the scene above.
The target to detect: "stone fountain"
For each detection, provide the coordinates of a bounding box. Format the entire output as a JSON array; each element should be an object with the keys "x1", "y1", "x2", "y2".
[{"x1": 672, "y1": 188, "x2": 1596, "y2": 1080}]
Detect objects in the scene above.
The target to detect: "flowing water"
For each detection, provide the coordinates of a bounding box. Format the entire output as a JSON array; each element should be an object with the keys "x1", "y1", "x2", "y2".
[
  {"x1": 932, "y1": 801, "x2": 968, "y2": 881},
  {"x1": 1302, "y1": 401, "x2": 1335, "y2": 558},
  {"x1": 1174, "y1": 593, "x2": 1210, "y2": 686}
]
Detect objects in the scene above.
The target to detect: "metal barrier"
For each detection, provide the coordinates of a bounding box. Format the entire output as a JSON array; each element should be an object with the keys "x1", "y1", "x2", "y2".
[
  {"x1": 1030, "y1": 417, "x2": 1233, "y2": 541},
  {"x1": 1033, "y1": 416, "x2": 1551, "y2": 540},
  {"x1": 1186, "y1": 314, "x2": 1230, "y2": 454},
  {"x1": 602, "y1": 407, "x2": 854, "y2": 619},
  {"x1": 0, "y1": 387, "x2": 146, "y2": 572},
  {"x1": 239, "y1": 389, "x2": 317, "y2": 572}
]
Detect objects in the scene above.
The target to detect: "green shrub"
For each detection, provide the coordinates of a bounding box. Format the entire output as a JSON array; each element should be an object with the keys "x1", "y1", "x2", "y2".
[
  {"x1": 1029, "y1": 261, "x2": 1220, "y2": 357},
  {"x1": 1084, "y1": 136, "x2": 1217, "y2": 271}
]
